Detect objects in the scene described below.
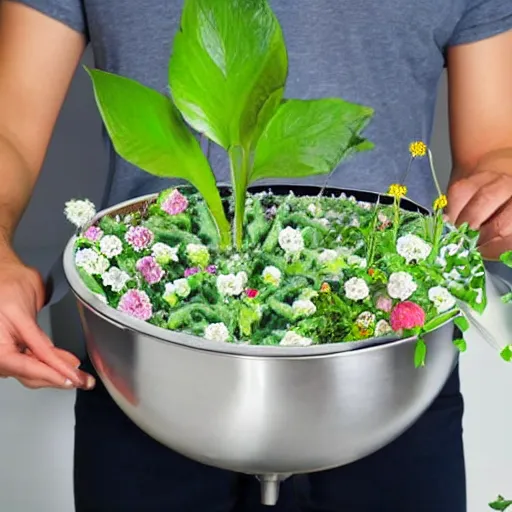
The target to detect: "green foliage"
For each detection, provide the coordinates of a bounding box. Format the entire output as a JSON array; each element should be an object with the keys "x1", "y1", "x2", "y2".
[
  {"x1": 453, "y1": 338, "x2": 467, "y2": 353},
  {"x1": 251, "y1": 99, "x2": 374, "y2": 182},
  {"x1": 490, "y1": 496, "x2": 512, "y2": 510},
  {"x1": 414, "y1": 338, "x2": 427, "y2": 368},
  {"x1": 85, "y1": 0, "x2": 374, "y2": 248}
]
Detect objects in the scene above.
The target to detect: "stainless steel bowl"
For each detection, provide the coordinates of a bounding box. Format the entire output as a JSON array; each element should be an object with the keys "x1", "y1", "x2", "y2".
[{"x1": 62, "y1": 187, "x2": 458, "y2": 505}]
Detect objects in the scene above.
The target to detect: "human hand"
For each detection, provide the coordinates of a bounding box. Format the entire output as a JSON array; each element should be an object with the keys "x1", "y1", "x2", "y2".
[
  {"x1": 0, "y1": 250, "x2": 94, "y2": 389},
  {"x1": 446, "y1": 162, "x2": 512, "y2": 260}
]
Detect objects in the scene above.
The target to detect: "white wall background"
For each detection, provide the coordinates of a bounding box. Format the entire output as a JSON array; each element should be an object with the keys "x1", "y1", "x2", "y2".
[{"x1": 0, "y1": 50, "x2": 511, "y2": 511}]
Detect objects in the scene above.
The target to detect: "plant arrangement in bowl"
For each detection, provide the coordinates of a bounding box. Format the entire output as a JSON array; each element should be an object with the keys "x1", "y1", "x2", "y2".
[{"x1": 63, "y1": 0, "x2": 507, "y2": 367}]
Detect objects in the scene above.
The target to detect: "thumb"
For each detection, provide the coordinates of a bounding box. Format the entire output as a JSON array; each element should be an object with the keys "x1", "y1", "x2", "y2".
[{"x1": 445, "y1": 173, "x2": 489, "y2": 224}]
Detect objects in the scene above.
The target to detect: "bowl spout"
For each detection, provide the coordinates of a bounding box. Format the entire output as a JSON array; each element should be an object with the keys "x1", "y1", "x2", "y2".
[{"x1": 257, "y1": 474, "x2": 286, "y2": 506}]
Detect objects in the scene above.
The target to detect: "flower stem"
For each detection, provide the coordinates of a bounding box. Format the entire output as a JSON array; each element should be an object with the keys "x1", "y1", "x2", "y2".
[
  {"x1": 228, "y1": 145, "x2": 250, "y2": 250},
  {"x1": 427, "y1": 149, "x2": 443, "y2": 198}
]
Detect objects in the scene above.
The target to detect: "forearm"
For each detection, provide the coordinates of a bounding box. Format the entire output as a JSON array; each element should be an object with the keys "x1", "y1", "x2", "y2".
[{"x1": 0, "y1": 132, "x2": 38, "y2": 253}]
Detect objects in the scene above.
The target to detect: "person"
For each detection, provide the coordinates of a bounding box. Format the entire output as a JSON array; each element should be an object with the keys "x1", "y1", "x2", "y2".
[{"x1": 0, "y1": 0, "x2": 511, "y2": 510}]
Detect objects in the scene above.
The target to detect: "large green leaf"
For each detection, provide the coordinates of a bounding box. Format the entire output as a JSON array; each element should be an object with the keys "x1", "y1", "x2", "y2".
[
  {"x1": 169, "y1": 0, "x2": 288, "y2": 149},
  {"x1": 250, "y1": 98, "x2": 374, "y2": 183},
  {"x1": 85, "y1": 67, "x2": 230, "y2": 247}
]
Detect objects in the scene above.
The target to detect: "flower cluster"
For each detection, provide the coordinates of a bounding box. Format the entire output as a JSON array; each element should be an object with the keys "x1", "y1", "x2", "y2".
[{"x1": 67, "y1": 183, "x2": 485, "y2": 357}]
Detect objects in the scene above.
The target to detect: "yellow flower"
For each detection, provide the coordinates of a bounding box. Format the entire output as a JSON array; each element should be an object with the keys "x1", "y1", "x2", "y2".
[
  {"x1": 409, "y1": 141, "x2": 427, "y2": 158},
  {"x1": 433, "y1": 194, "x2": 448, "y2": 210},
  {"x1": 387, "y1": 183, "x2": 408, "y2": 199}
]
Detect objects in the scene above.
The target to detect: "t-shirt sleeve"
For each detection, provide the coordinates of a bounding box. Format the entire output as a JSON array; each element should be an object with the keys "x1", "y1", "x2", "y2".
[
  {"x1": 10, "y1": 0, "x2": 87, "y2": 36},
  {"x1": 448, "y1": 0, "x2": 512, "y2": 46}
]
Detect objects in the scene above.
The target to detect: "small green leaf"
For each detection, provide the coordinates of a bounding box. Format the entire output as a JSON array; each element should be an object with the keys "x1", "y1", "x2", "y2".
[
  {"x1": 423, "y1": 309, "x2": 459, "y2": 333},
  {"x1": 489, "y1": 496, "x2": 512, "y2": 510},
  {"x1": 500, "y1": 345, "x2": 512, "y2": 362},
  {"x1": 454, "y1": 315, "x2": 470, "y2": 333},
  {"x1": 77, "y1": 268, "x2": 106, "y2": 297},
  {"x1": 501, "y1": 292, "x2": 512, "y2": 304},
  {"x1": 251, "y1": 99, "x2": 374, "y2": 183},
  {"x1": 414, "y1": 338, "x2": 427, "y2": 368},
  {"x1": 500, "y1": 251, "x2": 512, "y2": 268},
  {"x1": 239, "y1": 304, "x2": 260, "y2": 337},
  {"x1": 453, "y1": 338, "x2": 467, "y2": 353},
  {"x1": 169, "y1": 0, "x2": 287, "y2": 150},
  {"x1": 85, "y1": 67, "x2": 230, "y2": 247}
]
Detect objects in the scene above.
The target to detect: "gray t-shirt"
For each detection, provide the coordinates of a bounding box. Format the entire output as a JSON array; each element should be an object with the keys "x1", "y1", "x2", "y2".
[{"x1": 13, "y1": 0, "x2": 512, "y2": 208}]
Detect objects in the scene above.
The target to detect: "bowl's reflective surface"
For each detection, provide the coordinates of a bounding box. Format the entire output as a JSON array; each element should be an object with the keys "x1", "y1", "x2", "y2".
[{"x1": 77, "y1": 300, "x2": 457, "y2": 476}]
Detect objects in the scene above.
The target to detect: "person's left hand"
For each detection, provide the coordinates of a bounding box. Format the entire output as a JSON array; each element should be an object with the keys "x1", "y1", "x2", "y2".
[{"x1": 446, "y1": 151, "x2": 512, "y2": 261}]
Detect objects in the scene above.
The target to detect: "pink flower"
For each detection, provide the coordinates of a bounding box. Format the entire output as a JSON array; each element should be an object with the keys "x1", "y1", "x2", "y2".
[
  {"x1": 84, "y1": 226, "x2": 103, "y2": 242},
  {"x1": 375, "y1": 293, "x2": 393, "y2": 313},
  {"x1": 390, "y1": 301, "x2": 426, "y2": 331},
  {"x1": 206, "y1": 265, "x2": 217, "y2": 275},
  {"x1": 117, "y1": 289, "x2": 153, "y2": 321},
  {"x1": 161, "y1": 189, "x2": 189, "y2": 216},
  {"x1": 125, "y1": 226, "x2": 154, "y2": 252},
  {"x1": 136, "y1": 256, "x2": 164, "y2": 285},
  {"x1": 184, "y1": 267, "x2": 200, "y2": 277},
  {"x1": 246, "y1": 288, "x2": 259, "y2": 299}
]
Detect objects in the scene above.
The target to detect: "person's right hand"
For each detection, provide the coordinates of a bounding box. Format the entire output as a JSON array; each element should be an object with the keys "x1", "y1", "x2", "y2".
[{"x1": 0, "y1": 250, "x2": 95, "y2": 390}]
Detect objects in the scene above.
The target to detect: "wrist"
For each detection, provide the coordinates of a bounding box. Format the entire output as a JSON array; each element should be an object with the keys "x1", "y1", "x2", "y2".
[{"x1": 453, "y1": 147, "x2": 512, "y2": 182}]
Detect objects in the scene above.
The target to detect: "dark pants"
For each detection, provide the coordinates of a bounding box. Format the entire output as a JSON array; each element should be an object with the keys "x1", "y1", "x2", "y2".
[{"x1": 74, "y1": 359, "x2": 466, "y2": 512}]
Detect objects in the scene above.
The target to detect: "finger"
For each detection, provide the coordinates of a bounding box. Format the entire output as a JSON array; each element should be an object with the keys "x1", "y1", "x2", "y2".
[
  {"x1": 479, "y1": 201, "x2": 512, "y2": 248},
  {"x1": 25, "y1": 347, "x2": 81, "y2": 369},
  {"x1": 454, "y1": 176, "x2": 511, "y2": 229},
  {"x1": 24, "y1": 347, "x2": 94, "y2": 388},
  {"x1": 16, "y1": 320, "x2": 85, "y2": 386},
  {"x1": 1, "y1": 352, "x2": 77, "y2": 387},
  {"x1": 478, "y1": 234, "x2": 512, "y2": 261},
  {"x1": 18, "y1": 376, "x2": 75, "y2": 390},
  {"x1": 446, "y1": 173, "x2": 496, "y2": 224}
]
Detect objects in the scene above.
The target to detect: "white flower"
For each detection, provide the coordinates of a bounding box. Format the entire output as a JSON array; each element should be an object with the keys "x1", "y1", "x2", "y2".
[
  {"x1": 428, "y1": 286, "x2": 456, "y2": 313},
  {"x1": 356, "y1": 311, "x2": 376, "y2": 329},
  {"x1": 217, "y1": 272, "x2": 247, "y2": 296},
  {"x1": 99, "y1": 235, "x2": 123, "y2": 258},
  {"x1": 173, "y1": 278, "x2": 191, "y2": 298},
  {"x1": 396, "y1": 234, "x2": 432, "y2": 264},
  {"x1": 278, "y1": 226, "x2": 304, "y2": 254},
  {"x1": 292, "y1": 299, "x2": 317, "y2": 317},
  {"x1": 164, "y1": 282, "x2": 176, "y2": 296},
  {"x1": 375, "y1": 320, "x2": 393, "y2": 337},
  {"x1": 280, "y1": 331, "x2": 313, "y2": 347},
  {"x1": 347, "y1": 255, "x2": 367, "y2": 268},
  {"x1": 316, "y1": 218, "x2": 330, "y2": 227},
  {"x1": 350, "y1": 217, "x2": 360, "y2": 227},
  {"x1": 387, "y1": 272, "x2": 417, "y2": 301},
  {"x1": 307, "y1": 203, "x2": 321, "y2": 217},
  {"x1": 64, "y1": 199, "x2": 96, "y2": 228},
  {"x1": 152, "y1": 243, "x2": 179, "y2": 263},
  {"x1": 344, "y1": 277, "x2": 370, "y2": 301},
  {"x1": 186, "y1": 243, "x2": 210, "y2": 266},
  {"x1": 318, "y1": 249, "x2": 338, "y2": 264},
  {"x1": 358, "y1": 201, "x2": 373, "y2": 210},
  {"x1": 204, "y1": 323, "x2": 230, "y2": 343},
  {"x1": 75, "y1": 248, "x2": 110, "y2": 275},
  {"x1": 101, "y1": 267, "x2": 131, "y2": 292},
  {"x1": 262, "y1": 266, "x2": 282, "y2": 286}
]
